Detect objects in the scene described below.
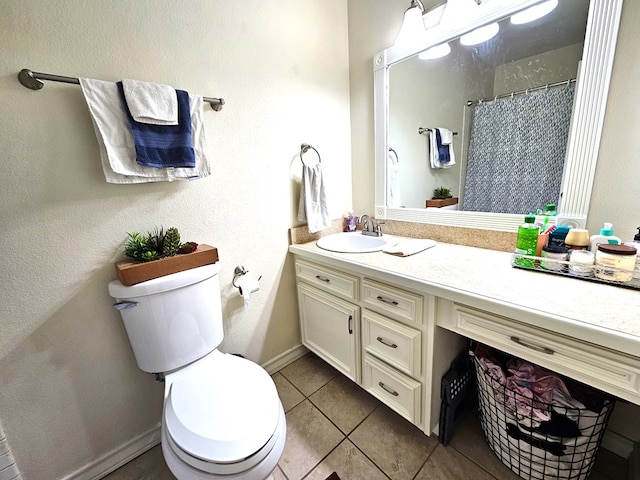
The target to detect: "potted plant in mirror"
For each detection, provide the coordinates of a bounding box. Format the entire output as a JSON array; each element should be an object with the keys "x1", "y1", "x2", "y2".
[
  {"x1": 426, "y1": 187, "x2": 459, "y2": 208},
  {"x1": 115, "y1": 226, "x2": 219, "y2": 286}
]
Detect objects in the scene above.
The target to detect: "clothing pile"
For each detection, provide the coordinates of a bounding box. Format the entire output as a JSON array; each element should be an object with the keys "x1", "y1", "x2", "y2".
[{"x1": 473, "y1": 345, "x2": 614, "y2": 480}]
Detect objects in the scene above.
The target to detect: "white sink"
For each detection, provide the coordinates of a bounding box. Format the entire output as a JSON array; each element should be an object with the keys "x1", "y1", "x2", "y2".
[{"x1": 316, "y1": 232, "x2": 397, "y2": 253}]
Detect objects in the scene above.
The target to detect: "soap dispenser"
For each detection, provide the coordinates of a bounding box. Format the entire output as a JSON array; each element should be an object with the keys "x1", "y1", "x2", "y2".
[
  {"x1": 623, "y1": 227, "x2": 640, "y2": 279},
  {"x1": 589, "y1": 223, "x2": 621, "y2": 252}
]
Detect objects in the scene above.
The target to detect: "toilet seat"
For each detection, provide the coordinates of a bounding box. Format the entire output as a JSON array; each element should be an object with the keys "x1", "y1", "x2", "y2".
[{"x1": 164, "y1": 351, "x2": 281, "y2": 474}]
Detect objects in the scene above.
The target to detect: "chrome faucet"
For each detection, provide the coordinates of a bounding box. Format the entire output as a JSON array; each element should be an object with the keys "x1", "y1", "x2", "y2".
[{"x1": 359, "y1": 214, "x2": 385, "y2": 237}]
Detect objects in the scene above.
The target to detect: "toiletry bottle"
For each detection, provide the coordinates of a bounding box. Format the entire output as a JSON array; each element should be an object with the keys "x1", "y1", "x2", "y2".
[
  {"x1": 543, "y1": 203, "x2": 556, "y2": 216},
  {"x1": 343, "y1": 210, "x2": 357, "y2": 232},
  {"x1": 515, "y1": 214, "x2": 540, "y2": 267},
  {"x1": 623, "y1": 227, "x2": 640, "y2": 279},
  {"x1": 589, "y1": 223, "x2": 621, "y2": 252}
]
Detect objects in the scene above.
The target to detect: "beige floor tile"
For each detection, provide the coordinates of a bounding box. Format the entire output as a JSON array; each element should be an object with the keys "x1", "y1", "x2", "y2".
[
  {"x1": 104, "y1": 445, "x2": 175, "y2": 480},
  {"x1": 310, "y1": 374, "x2": 380, "y2": 434},
  {"x1": 448, "y1": 411, "x2": 522, "y2": 480},
  {"x1": 278, "y1": 399, "x2": 344, "y2": 480},
  {"x1": 415, "y1": 444, "x2": 495, "y2": 480},
  {"x1": 305, "y1": 439, "x2": 388, "y2": 480},
  {"x1": 272, "y1": 372, "x2": 305, "y2": 413},
  {"x1": 272, "y1": 464, "x2": 287, "y2": 480},
  {"x1": 350, "y1": 404, "x2": 438, "y2": 480},
  {"x1": 279, "y1": 353, "x2": 338, "y2": 397}
]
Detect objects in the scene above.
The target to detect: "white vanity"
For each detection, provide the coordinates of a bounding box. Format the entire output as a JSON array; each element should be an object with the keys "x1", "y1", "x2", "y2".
[{"x1": 289, "y1": 240, "x2": 640, "y2": 436}]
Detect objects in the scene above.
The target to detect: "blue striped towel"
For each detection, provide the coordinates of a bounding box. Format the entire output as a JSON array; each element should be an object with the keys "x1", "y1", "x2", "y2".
[{"x1": 116, "y1": 81, "x2": 195, "y2": 169}]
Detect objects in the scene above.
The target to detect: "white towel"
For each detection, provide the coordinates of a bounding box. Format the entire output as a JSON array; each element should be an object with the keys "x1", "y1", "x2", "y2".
[
  {"x1": 121, "y1": 78, "x2": 178, "y2": 125},
  {"x1": 387, "y1": 150, "x2": 402, "y2": 208},
  {"x1": 428, "y1": 128, "x2": 456, "y2": 169},
  {"x1": 383, "y1": 238, "x2": 436, "y2": 257},
  {"x1": 297, "y1": 163, "x2": 331, "y2": 233},
  {"x1": 79, "y1": 78, "x2": 210, "y2": 183}
]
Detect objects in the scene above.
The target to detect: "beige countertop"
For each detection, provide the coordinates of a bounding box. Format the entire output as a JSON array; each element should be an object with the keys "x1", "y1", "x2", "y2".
[{"x1": 289, "y1": 238, "x2": 640, "y2": 358}]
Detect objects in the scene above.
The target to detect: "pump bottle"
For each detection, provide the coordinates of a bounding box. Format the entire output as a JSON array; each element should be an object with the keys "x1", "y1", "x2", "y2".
[{"x1": 589, "y1": 223, "x2": 621, "y2": 253}]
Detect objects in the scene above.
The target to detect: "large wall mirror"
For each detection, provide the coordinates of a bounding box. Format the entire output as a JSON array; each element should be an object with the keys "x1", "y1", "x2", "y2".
[{"x1": 374, "y1": 0, "x2": 623, "y2": 231}]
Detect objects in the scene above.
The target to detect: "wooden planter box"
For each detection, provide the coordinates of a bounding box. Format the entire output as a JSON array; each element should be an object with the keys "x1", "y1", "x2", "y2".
[
  {"x1": 115, "y1": 244, "x2": 219, "y2": 286},
  {"x1": 425, "y1": 197, "x2": 459, "y2": 208}
]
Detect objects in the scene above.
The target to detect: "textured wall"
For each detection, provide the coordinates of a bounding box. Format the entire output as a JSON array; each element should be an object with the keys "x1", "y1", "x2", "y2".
[{"x1": 0, "y1": 1, "x2": 350, "y2": 478}]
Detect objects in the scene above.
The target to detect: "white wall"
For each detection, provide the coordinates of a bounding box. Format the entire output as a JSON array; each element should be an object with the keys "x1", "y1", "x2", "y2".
[{"x1": 0, "y1": 1, "x2": 351, "y2": 478}]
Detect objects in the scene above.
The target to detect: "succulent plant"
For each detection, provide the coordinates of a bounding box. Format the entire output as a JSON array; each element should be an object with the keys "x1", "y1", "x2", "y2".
[
  {"x1": 123, "y1": 227, "x2": 195, "y2": 262},
  {"x1": 433, "y1": 186, "x2": 452, "y2": 199}
]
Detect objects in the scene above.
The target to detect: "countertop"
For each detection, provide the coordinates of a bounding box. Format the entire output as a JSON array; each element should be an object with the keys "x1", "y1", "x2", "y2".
[{"x1": 289, "y1": 239, "x2": 640, "y2": 358}]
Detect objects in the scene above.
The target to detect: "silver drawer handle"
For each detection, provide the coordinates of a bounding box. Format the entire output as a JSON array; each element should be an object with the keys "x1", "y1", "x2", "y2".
[
  {"x1": 376, "y1": 295, "x2": 399, "y2": 306},
  {"x1": 376, "y1": 336, "x2": 398, "y2": 349},
  {"x1": 315, "y1": 275, "x2": 331, "y2": 283},
  {"x1": 510, "y1": 336, "x2": 555, "y2": 355},
  {"x1": 378, "y1": 382, "x2": 399, "y2": 396},
  {"x1": 113, "y1": 301, "x2": 139, "y2": 311}
]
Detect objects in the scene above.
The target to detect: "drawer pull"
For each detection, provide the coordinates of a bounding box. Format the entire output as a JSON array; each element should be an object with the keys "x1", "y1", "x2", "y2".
[
  {"x1": 376, "y1": 295, "x2": 399, "y2": 306},
  {"x1": 376, "y1": 336, "x2": 398, "y2": 349},
  {"x1": 378, "y1": 381, "x2": 399, "y2": 396},
  {"x1": 348, "y1": 315, "x2": 353, "y2": 335},
  {"x1": 315, "y1": 275, "x2": 331, "y2": 283},
  {"x1": 510, "y1": 336, "x2": 555, "y2": 355}
]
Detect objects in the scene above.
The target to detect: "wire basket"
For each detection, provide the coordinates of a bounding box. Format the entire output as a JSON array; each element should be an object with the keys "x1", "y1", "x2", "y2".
[{"x1": 472, "y1": 351, "x2": 615, "y2": 480}]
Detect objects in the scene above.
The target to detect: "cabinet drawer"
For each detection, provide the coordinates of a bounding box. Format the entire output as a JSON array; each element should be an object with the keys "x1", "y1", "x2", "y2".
[
  {"x1": 362, "y1": 309, "x2": 421, "y2": 377},
  {"x1": 362, "y1": 279, "x2": 423, "y2": 325},
  {"x1": 363, "y1": 354, "x2": 421, "y2": 424},
  {"x1": 295, "y1": 259, "x2": 359, "y2": 301},
  {"x1": 450, "y1": 303, "x2": 640, "y2": 403}
]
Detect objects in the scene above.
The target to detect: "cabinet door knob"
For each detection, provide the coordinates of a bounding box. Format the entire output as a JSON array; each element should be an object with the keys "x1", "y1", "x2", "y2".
[
  {"x1": 376, "y1": 336, "x2": 398, "y2": 349},
  {"x1": 376, "y1": 295, "x2": 399, "y2": 306},
  {"x1": 378, "y1": 382, "x2": 399, "y2": 396}
]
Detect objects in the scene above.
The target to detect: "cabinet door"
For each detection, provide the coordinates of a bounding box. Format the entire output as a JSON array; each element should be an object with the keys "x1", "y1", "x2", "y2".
[{"x1": 297, "y1": 283, "x2": 360, "y2": 383}]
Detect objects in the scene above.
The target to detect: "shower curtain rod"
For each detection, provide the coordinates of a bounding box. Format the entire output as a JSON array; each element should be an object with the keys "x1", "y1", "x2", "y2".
[
  {"x1": 467, "y1": 78, "x2": 576, "y2": 107},
  {"x1": 18, "y1": 68, "x2": 225, "y2": 111}
]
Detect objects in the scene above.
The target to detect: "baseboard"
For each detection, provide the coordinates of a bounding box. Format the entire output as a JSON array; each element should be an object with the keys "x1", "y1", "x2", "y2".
[
  {"x1": 262, "y1": 344, "x2": 309, "y2": 374},
  {"x1": 61, "y1": 423, "x2": 161, "y2": 480},
  {"x1": 602, "y1": 430, "x2": 635, "y2": 460}
]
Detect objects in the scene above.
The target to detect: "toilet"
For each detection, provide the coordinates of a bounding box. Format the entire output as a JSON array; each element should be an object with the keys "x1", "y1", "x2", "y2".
[{"x1": 108, "y1": 263, "x2": 286, "y2": 479}]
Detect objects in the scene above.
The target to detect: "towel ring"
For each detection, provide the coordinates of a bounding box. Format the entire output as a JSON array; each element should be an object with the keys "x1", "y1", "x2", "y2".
[
  {"x1": 300, "y1": 143, "x2": 321, "y2": 166},
  {"x1": 388, "y1": 147, "x2": 399, "y2": 163}
]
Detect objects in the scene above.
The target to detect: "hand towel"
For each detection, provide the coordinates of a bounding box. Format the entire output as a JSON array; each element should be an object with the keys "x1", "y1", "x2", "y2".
[
  {"x1": 387, "y1": 150, "x2": 402, "y2": 208},
  {"x1": 79, "y1": 78, "x2": 210, "y2": 183},
  {"x1": 382, "y1": 238, "x2": 436, "y2": 257},
  {"x1": 297, "y1": 163, "x2": 331, "y2": 233},
  {"x1": 116, "y1": 81, "x2": 195, "y2": 169},
  {"x1": 428, "y1": 128, "x2": 456, "y2": 169},
  {"x1": 121, "y1": 78, "x2": 178, "y2": 125}
]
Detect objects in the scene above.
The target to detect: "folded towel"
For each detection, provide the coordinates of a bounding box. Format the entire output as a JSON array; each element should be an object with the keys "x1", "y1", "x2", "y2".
[
  {"x1": 428, "y1": 128, "x2": 456, "y2": 169},
  {"x1": 121, "y1": 79, "x2": 178, "y2": 125},
  {"x1": 79, "y1": 78, "x2": 210, "y2": 183},
  {"x1": 383, "y1": 238, "x2": 436, "y2": 257},
  {"x1": 387, "y1": 150, "x2": 402, "y2": 208},
  {"x1": 116, "y1": 81, "x2": 195, "y2": 169},
  {"x1": 297, "y1": 163, "x2": 331, "y2": 233}
]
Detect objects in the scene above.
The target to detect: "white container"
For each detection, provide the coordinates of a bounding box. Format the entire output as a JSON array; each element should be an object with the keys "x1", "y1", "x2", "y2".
[
  {"x1": 541, "y1": 245, "x2": 568, "y2": 271},
  {"x1": 594, "y1": 244, "x2": 637, "y2": 282},
  {"x1": 623, "y1": 227, "x2": 640, "y2": 280},
  {"x1": 568, "y1": 250, "x2": 594, "y2": 277},
  {"x1": 589, "y1": 222, "x2": 621, "y2": 253}
]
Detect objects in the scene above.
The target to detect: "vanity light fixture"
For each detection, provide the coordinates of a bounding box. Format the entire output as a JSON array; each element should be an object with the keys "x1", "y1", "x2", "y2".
[
  {"x1": 418, "y1": 43, "x2": 451, "y2": 60},
  {"x1": 511, "y1": 0, "x2": 558, "y2": 25},
  {"x1": 394, "y1": 0, "x2": 428, "y2": 48},
  {"x1": 439, "y1": 0, "x2": 480, "y2": 27},
  {"x1": 460, "y1": 22, "x2": 499, "y2": 45}
]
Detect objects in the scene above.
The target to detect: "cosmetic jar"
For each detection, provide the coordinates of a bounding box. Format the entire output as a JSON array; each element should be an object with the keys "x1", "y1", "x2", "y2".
[
  {"x1": 541, "y1": 245, "x2": 568, "y2": 271},
  {"x1": 564, "y1": 228, "x2": 590, "y2": 250},
  {"x1": 594, "y1": 244, "x2": 637, "y2": 282},
  {"x1": 568, "y1": 250, "x2": 594, "y2": 277}
]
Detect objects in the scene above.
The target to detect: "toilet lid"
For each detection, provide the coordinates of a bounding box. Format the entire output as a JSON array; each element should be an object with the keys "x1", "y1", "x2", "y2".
[{"x1": 164, "y1": 353, "x2": 281, "y2": 463}]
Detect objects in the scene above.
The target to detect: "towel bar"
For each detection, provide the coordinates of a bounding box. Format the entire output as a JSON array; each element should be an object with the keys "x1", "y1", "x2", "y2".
[
  {"x1": 18, "y1": 68, "x2": 225, "y2": 111},
  {"x1": 418, "y1": 127, "x2": 458, "y2": 136}
]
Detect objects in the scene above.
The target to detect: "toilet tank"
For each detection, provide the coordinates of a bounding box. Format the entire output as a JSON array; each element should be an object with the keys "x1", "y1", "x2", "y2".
[{"x1": 108, "y1": 263, "x2": 224, "y2": 373}]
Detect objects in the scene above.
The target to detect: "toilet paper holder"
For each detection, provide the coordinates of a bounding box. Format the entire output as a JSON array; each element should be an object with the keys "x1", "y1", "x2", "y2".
[{"x1": 232, "y1": 265, "x2": 262, "y2": 293}]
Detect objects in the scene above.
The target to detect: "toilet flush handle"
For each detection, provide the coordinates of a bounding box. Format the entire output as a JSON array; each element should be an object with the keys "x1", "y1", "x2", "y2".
[{"x1": 113, "y1": 301, "x2": 139, "y2": 311}]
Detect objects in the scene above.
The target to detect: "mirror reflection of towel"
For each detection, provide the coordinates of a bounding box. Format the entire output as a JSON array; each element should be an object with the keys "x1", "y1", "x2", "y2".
[
  {"x1": 387, "y1": 150, "x2": 402, "y2": 207},
  {"x1": 429, "y1": 128, "x2": 456, "y2": 169},
  {"x1": 297, "y1": 163, "x2": 331, "y2": 233}
]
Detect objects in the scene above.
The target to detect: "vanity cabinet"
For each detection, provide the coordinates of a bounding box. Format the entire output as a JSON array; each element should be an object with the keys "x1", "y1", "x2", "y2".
[{"x1": 295, "y1": 259, "x2": 361, "y2": 382}]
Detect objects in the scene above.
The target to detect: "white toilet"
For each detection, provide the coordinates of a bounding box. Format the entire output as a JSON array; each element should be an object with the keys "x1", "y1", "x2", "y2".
[{"x1": 108, "y1": 263, "x2": 286, "y2": 479}]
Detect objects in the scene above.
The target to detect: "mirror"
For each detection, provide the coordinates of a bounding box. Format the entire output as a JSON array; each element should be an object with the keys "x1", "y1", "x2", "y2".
[{"x1": 374, "y1": 0, "x2": 623, "y2": 231}]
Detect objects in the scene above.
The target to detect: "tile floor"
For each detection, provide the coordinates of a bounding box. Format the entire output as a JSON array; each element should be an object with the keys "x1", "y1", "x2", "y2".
[{"x1": 104, "y1": 353, "x2": 628, "y2": 480}]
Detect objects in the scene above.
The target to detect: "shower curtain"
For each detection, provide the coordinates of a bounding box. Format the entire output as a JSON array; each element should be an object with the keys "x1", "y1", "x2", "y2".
[{"x1": 462, "y1": 83, "x2": 575, "y2": 214}]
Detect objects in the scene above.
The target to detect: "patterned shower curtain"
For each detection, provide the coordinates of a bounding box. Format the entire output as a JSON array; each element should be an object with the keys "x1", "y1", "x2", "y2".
[{"x1": 462, "y1": 83, "x2": 575, "y2": 214}]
